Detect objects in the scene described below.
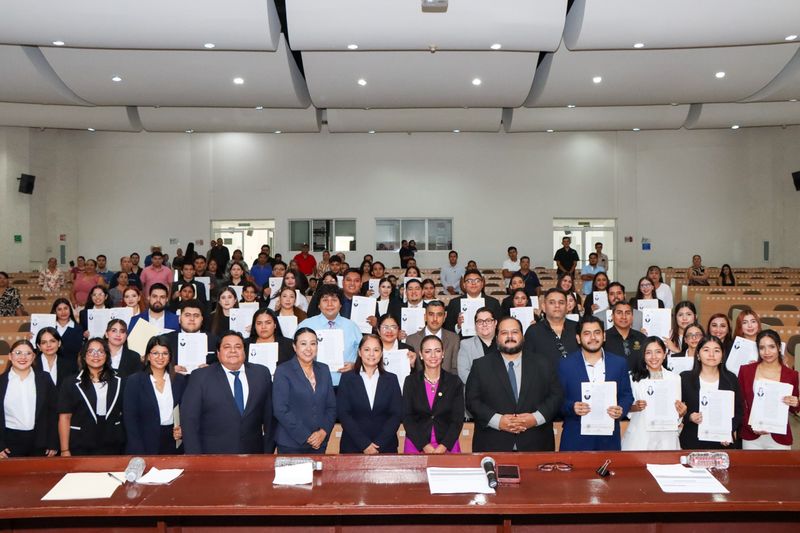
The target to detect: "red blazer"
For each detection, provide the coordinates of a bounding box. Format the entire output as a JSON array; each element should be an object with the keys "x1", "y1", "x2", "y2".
[{"x1": 738, "y1": 362, "x2": 800, "y2": 445}]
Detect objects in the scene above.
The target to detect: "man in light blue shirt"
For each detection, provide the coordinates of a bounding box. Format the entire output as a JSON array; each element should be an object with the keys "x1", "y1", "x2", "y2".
[
  {"x1": 580, "y1": 253, "x2": 605, "y2": 295},
  {"x1": 440, "y1": 250, "x2": 464, "y2": 295},
  {"x1": 297, "y1": 283, "x2": 361, "y2": 387}
]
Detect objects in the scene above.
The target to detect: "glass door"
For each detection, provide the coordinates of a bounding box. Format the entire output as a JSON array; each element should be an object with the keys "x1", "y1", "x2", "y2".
[{"x1": 553, "y1": 219, "x2": 616, "y2": 281}]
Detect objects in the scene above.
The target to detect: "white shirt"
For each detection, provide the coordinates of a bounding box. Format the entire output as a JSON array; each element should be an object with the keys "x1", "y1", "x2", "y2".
[
  {"x1": 502, "y1": 259, "x2": 521, "y2": 287},
  {"x1": 149, "y1": 374, "x2": 175, "y2": 425},
  {"x1": 40, "y1": 354, "x2": 58, "y2": 386},
  {"x1": 582, "y1": 351, "x2": 606, "y2": 383},
  {"x1": 224, "y1": 366, "x2": 250, "y2": 408},
  {"x1": 56, "y1": 320, "x2": 75, "y2": 336},
  {"x1": 377, "y1": 299, "x2": 390, "y2": 316},
  {"x1": 110, "y1": 347, "x2": 123, "y2": 370},
  {"x1": 150, "y1": 313, "x2": 166, "y2": 331},
  {"x1": 440, "y1": 264, "x2": 464, "y2": 293},
  {"x1": 424, "y1": 327, "x2": 443, "y2": 339},
  {"x1": 655, "y1": 282, "x2": 673, "y2": 310},
  {"x1": 94, "y1": 382, "x2": 108, "y2": 416},
  {"x1": 699, "y1": 377, "x2": 719, "y2": 395},
  {"x1": 360, "y1": 369, "x2": 380, "y2": 409},
  {"x1": 4, "y1": 370, "x2": 36, "y2": 431},
  {"x1": 406, "y1": 301, "x2": 424, "y2": 308}
]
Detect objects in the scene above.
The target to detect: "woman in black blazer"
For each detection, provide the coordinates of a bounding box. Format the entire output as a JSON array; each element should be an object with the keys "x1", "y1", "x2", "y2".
[
  {"x1": 245, "y1": 308, "x2": 294, "y2": 366},
  {"x1": 78, "y1": 285, "x2": 112, "y2": 337},
  {"x1": 680, "y1": 335, "x2": 743, "y2": 450},
  {"x1": 0, "y1": 340, "x2": 58, "y2": 458},
  {"x1": 50, "y1": 298, "x2": 84, "y2": 368},
  {"x1": 104, "y1": 319, "x2": 142, "y2": 378},
  {"x1": 57, "y1": 338, "x2": 125, "y2": 456},
  {"x1": 402, "y1": 335, "x2": 464, "y2": 454},
  {"x1": 373, "y1": 278, "x2": 402, "y2": 324},
  {"x1": 34, "y1": 327, "x2": 79, "y2": 389},
  {"x1": 124, "y1": 337, "x2": 186, "y2": 455},
  {"x1": 337, "y1": 334, "x2": 402, "y2": 454}
]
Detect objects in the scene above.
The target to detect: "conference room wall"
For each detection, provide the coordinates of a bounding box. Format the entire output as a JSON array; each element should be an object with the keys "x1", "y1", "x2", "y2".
[
  {"x1": 0, "y1": 127, "x2": 32, "y2": 271},
  {"x1": 4, "y1": 125, "x2": 799, "y2": 289}
]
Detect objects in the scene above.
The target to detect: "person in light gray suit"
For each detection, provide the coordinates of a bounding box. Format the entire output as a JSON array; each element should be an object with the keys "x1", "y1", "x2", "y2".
[{"x1": 457, "y1": 307, "x2": 497, "y2": 384}]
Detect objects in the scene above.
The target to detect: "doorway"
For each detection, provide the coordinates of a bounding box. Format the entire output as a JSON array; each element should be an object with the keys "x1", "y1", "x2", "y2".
[
  {"x1": 211, "y1": 220, "x2": 275, "y2": 266},
  {"x1": 552, "y1": 219, "x2": 616, "y2": 280}
]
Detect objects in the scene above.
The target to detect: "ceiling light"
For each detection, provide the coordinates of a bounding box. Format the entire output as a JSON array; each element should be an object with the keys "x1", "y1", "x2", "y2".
[
  {"x1": 670, "y1": 102, "x2": 679, "y2": 106},
  {"x1": 731, "y1": 125, "x2": 740, "y2": 129},
  {"x1": 592, "y1": 76, "x2": 602, "y2": 84},
  {"x1": 421, "y1": 0, "x2": 448, "y2": 12},
  {"x1": 633, "y1": 42, "x2": 645, "y2": 49},
  {"x1": 52, "y1": 40, "x2": 65, "y2": 46},
  {"x1": 453, "y1": 129, "x2": 460, "y2": 133},
  {"x1": 185, "y1": 129, "x2": 194, "y2": 133},
  {"x1": 347, "y1": 44, "x2": 359, "y2": 50},
  {"x1": 791, "y1": 99, "x2": 798, "y2": 102},
  {"x1": 204, "y1": 43, "x2": 216, "y2": 49},
  {"x1": 255, "y1": 106, "x2": 264, "y2": 110},
  {"x1": 357, "y1": 78, "x2": 367, "y2": 86},
  {"x1": 490, "y1": 43, "x2": 502, "y2": 50},
  {"x1": 546, "y1": 129, "x2": 554, "y2": 133},
  {"x1": 233, "y1": 77, "x2": 244, "y2": 85},
  {"x1": 567, "y1": 104, "x2": 576, "y2": 108},
  {"x1": 111, "y1": 75, "x2": 122, "y2": 82},
  {"x1": 472, "y1": 78, "x2": 482, "y2": 86},
  {"x1": 632, "y1": 128, "x2": 640, "y2": 131},
  {"x1": 786, "y1": 35, "x2": 798, "y2": 41},
  {"x1": 368, "y1": 130, "x2": 376, "y2": 134},
  {"x1": 274, "y1": 130, "x2": 282, "y2": 134},
  {"x1": 715, "y1": 71, "x2": 726, "y2": 79},
  {"x1": 87, "y1": 128, "x2": 95, "y2": 132}
]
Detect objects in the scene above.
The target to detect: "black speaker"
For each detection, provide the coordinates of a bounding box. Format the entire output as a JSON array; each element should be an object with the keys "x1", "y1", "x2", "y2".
[
  {"x1": 793, "y1": 170, "x2": 800, "y2": 191},
  {"x1": 18, "y1": 173, "x2": 35, "y2": 194}
]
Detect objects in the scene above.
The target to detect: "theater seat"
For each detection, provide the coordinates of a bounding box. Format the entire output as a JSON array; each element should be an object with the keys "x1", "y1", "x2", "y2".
[
  {"x1": 775, "y1": 304, "x2": 799, "y2": 311},
  {"x1": 17, "y1": 322, "x2": 31, "y2": 332},
  {"x1": 761, "y1": 317, "x2": 784, "y2": 326},
  {"x1": 0, "y1": 340, "x2": 10, "y2": 356}
]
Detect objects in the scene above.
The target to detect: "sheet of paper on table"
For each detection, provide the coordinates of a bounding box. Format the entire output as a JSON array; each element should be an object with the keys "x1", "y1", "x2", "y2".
[
  {"x1": 426, "y1": 467, "x2": 495, "y2": 495},
  {"x1": 41, "y1": 472, "x2": 126, "y2": 500},
  {"x1": 646, "y1": 464, "x2": 729, "y2": 493}
]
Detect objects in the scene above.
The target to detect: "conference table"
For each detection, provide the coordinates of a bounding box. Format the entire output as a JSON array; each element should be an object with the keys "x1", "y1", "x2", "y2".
[{"x1": 1, "y1": 451, "x2": 799, "y2": 532}]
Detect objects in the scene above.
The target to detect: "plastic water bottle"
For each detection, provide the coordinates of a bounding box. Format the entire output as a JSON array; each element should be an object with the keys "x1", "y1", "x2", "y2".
[
  {"x1": 680, "y1": 452, "x2": 730, "y2": 470},
  {"x1": 275, "y1": 457, "x2": 323, "y2": 471},
  {"x1": 124, "y1": 457, "x2": 146, "y2": 482}
]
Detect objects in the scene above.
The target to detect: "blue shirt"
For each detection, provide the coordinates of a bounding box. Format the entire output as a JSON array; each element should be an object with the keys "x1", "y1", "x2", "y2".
[
  {"x1": 297, "y1": 313, "x2": 362, "y2": 386},
  {"x1": 580, "y1": 265, "x2": 605, "y2": 295},
  {"x1": 250, "y1": 263, "x2": 273, "y2": 289}
]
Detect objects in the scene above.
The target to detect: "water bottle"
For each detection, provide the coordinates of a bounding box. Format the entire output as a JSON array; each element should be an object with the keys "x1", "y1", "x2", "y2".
[
  {"x1": 275, "y1": 457, "x2": 323, "y2": 471},
  {"x1": 680, "y1": 452, "x2": 730, "y2": 470},
  {"x1": 124, "y1": 457, "x2": 146, "y2": 482}
]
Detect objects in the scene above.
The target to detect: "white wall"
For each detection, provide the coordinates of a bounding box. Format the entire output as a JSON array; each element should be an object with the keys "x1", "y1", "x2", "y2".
[
  {"x1": 0, "y1": 127, "x2": 32, "y2": 271},
  {"x1": 5, "y1": 124, "x2": 799, "y2": 289}
]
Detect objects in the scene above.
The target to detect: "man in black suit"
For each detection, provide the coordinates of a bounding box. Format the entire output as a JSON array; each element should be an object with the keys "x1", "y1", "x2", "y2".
[
  {"x1": 443, "y1": 269, "x2": 502, "y2": 337},
  {"x1": 523, "y1": 288, "x2": 579, "y2": 368},
  {"x1": 181, "y1": 331, "x2": 273, "y2": 454},
  {"x1": 466, "y1": 316, "x2": 563, "y2": 452}
]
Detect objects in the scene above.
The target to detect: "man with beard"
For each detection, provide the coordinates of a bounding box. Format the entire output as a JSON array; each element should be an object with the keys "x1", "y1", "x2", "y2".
[
  {"x1": 129, "y1": 283, "x2": 179, "y2": 332},
  {"x1": 466, "y1": 317, "x2": 563, "y2": 452},
  {"x1": 558, "y1": 316, "x2": 633, "y2": 451}
]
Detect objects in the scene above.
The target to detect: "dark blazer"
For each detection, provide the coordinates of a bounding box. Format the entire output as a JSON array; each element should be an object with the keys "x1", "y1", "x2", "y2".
[
  {"x1": 337, "y1": 369, "x2": 403, "y2": 453},
  {"x1": 123, "y1": 371, "x2": 187, "y2": 455},
  {"x1": 129, "y1": 310, "x2": 180, "y2": 333},
  {"x1": 35, "y1": 352, "x2": 79, "y2": 390},
  {"x1": 159, "y1": 330, "x2": 219, "y2": 367},
  {"x1": 181, "y1": 362, "x2": 273, "y2": 454},
  {"x1": 466, "y1": 350, "x2": 563, "y2": 452},
  {"x1": 680, "y1": 369, "x2": 743, "y2": 450},
  {"x1": 376, "y1": 297, "x2": 403, "y2": 325},
  {"x1": 57, "y1": 372, "x2": 125, "y2": 453},
  {"x1": 443, "y1": 295, "x2": 502, "y2": 335},
  {"x1": 171, "y1": 279, "x2": 209, "y2": 307},
  {"x1": 244, "y1": 337, "x2": 294, "y2": 367},
  {"x1": 523, "y1": 318, "x2": 579, "y2": 369},
  {"x1": 558, "y1": 350, "x2": 634, "y2": 451},
  {"x1": 402, "y1": 369, "x2": 464, "y2": 452},
  {"x1": 272, "y1": 358, "x2": 337, "y2": 452},
  {"x1": 0, "y1": 370, "x2": 58, "y2": 453},
  {"x1": 59, "y1": 326, "x2": 84, "y2": 370},
  {"x1": 407, "y1": 329, "x2": 460, "y2": 375},
  {"x1": 111, "y1": 347, "x2": 143, "y2": 378}
]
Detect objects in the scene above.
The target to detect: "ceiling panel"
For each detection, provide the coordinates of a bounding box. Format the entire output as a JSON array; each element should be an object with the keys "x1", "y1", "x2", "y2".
[
  {"x1": 564, "y1": 0, "x2": 800, "y2": 50},
  {"x1": 504, "y1": 105, "x2": 690, "y2": 132},
  {"x1": 326, "y1": 108, "x2": 501, "y2": 133},
  {"x1": 525, "y1": 43, "x2": 799, "y2": 107},
  {"x1": 0, "y1": 103, "x2": 140, "y2": 131},
  {"x1": 0, "y1": 0, "x2": 280, "y2": 51},
  {"x1": 303, "y1": 50, "x2": 538, "y2": 108},
  {"x1": 287, "y1": 0, "x2": 566, "y2": 52},
  {"x1": 138, "y1": 106, "x2": 321, "y2": 133},
  {"x1": 0, "y1": 45, "x2": 89, "y2": 105},
  {"x1": 40, "y1": 36, "x2": 310, "y2": 108},
  {"x1": 743, "y1": 48, "x2": 800, "y2": 102},
  {"x1": 684, "y1": 102, "x2": 800, "y2": 129}
]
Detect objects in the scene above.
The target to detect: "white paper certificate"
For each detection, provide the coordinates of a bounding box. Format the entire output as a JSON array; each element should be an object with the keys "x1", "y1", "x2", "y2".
[
  {"x1": 641, "y1": 308, "x2": 671, "y2": 340},
  {"x1": 30, "y1": 313, "x2": 56, "y2": 338},
  {"x1": 87, "y1": 309, "x2": 112, "y2": 338},
  {"x1": 227, "y1": 285, "x2": 243, "y2": 301},
  {"x1": 725, "y1": 337, "x2": 758, "y2": 376},
  {"x1": 248, "y1": 342, "x2": 279, "y2": 377},
  {"x1": 316, "y1": 328, "x2": 345, "y2": 370},
  {"x1": 351, "y1": 296, "x2": 377, "y2": 334},
  {"x1": 510, "y1": 306, "x2": 535, "y2": 334},
  {"x1": 667, "y1": 356, "x2": 695, "y2": 375},
  {"x1": 382, "y1": 349, "x2": 410, "y2": 388},
  {"x1": 566, "y1": 313, "x2": 581, "y2": 323},
  {"x1": 337, "y1": 276, "x2": 344, "y2": 288},
  {"x1": 195, "y1": 276, "x2": 211, "y2": 300},
  {"x1": 641, "y1": 379, "x2": 680, "y2": 432},
  {"x1": 593, "y1": 291, "x2": 609, "y2": 311},
  {"x1": 229, "y1": 307, "x2": 257, "y2": 336},
  {"x1": 108, "y1": 307, "x2": 133, "y2": 326},
  {"x1": 368, "y1": 278, "x2": 381, "y2": 296},
  {"x1": 268, "y1": 277, "x2": 283, "y2": 295},
  {"x1": 277, "y1": 315, "x2": 298, "y2": 338},
  {"x1": 604, "y1": 310, "x2": 614, "y2": 330},
  {"x1": 637, "y1": 299, "x2": 659, "y2": 310},
  {"x1": 460, "y1": 298, "x2": 485, "y2": 337},
  {"x1": 698, "y1": 389, "x2": 734, "y2": 442},
  {"x1": 177, "y1": 332, "x2": 208, "y2": 373},
  {"x1": 749, "y1": 380, "x2": 793, "y2": 434},
  {"x1": 401, "y1": 307, "x2": 425, "y2": 335},
  {"x1": 580, "y1": 381, "x2": 616, "y2": 436}
]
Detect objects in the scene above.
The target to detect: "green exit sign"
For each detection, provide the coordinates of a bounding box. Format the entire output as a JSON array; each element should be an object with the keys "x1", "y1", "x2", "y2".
[{"x1": 14, "y1": 235, "x2": 22, "y2": 243}]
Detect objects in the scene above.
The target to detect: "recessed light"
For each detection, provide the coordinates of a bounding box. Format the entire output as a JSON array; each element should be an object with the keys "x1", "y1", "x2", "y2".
[
  {"x1": 546, "y1": 129, "x2": 554, "y2": 133},
  {"x1": 633, "y1": 42, "x2": 645, "y2": 49},
  {"x1": 453, "y1": 129, "x2": 460, "y2": 133},
  {"x1": 87, "y1": 128, "x2": 95, "y2": 132},
  {"x1": 715, "y1": 71, "x2": 726, "y2": 79},
  {"x1": 567, "y1": 104, "x2": 576, "y2": 108},
  {"x1": 632, "y1": 128, "x2": 640, "y2": 131},
  {"x1": 592, "y1": 76, "x2": 602, "y2": 84},
  {"x1": 185, "y1": 129, "x2": 194, "y2": 134},
  {"x1": 255, "y1": 106, "x2": 264, "y2": 110},
  {"x1": 368, "y1": 130, "x2": 376, "y2": 134},
  {"x1": 52, "y1": 40, "x2": 65, "y2": 46},
  {"x1": 274, "y1": 130, "x2": 282, "y2": 134},
  {"x1": 731, "y1": 125, "x2": 740, "y2": 129},
  {"x1": 490, "y1": 43, "x2": 502, "y2": 50},
  {"x1": 670, "y1": 102, "x2": 679, "y2": 106},
  {"x1": 791, "y1": 99, "x2": 798, "y2": 102},
  {"x1": 111, "y1": 75, "x2": 122, "y2": 82},
  {"x1": 347, "y1": 44, "x2": 359, "y2": 50},
  {"x1": 233, "y1": 77, "x2": 244, "y2": 85},
  {"x1": 357, "y1": 78, "x2": 367, "y2": 86},
  {"x1": 472, "y1": 78, "x2": 482, "y2": 86},
  {"x1": 786, "y1": 35, "x2": 798, "y2": 41},
  {"x1": 204, "y1": 43, "x2": 216, "y2": 49}
]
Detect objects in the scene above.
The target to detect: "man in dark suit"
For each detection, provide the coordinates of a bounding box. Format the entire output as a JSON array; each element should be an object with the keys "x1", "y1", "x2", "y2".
[
  {"x1": 466, "y1": 316, "x2": 563, "y2": 452},
  {"x1": 523, "y1": 288, "x2": 579, "y2": 368},
  {"x1": 406, "y1": 300, "x2": 460, "y2": 376},
  {"x1": 443, "y1": 269, "x2": 502, "y2": 336},
  {"x1": 181, "y1": 331, "x2": 273, "y2": 454}
]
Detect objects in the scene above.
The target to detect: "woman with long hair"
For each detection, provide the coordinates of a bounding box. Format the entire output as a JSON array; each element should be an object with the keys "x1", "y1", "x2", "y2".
[{"x1": 665, "y1": 301, "x2": 697, "y2": 354}]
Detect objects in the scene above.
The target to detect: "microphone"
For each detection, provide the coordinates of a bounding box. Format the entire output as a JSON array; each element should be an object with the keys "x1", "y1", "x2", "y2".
[{"x1": 481, "y1": 456, "x2": 498, "y2": 488}]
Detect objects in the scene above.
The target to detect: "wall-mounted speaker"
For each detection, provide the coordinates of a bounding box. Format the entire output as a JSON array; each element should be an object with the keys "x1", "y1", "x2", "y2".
[
  {"x1": 18, "y1": 173, "x2": 35, "y2": 194},
  {"x1": 792, "y1": 170, "x2": 800, "y2": 191}
]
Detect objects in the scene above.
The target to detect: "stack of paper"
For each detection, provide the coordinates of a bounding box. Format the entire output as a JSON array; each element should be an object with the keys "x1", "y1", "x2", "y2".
[
  {"x1": 138, "y1": 467, "x2": 184, "y2": 485},
  {"x1": 273, "y1": 462, "x2": 313, "y2": 485},
  {"x1": 426, "y1": 467, "x2": 495, "y2": 495},
  {"x1": 646, "y1": 464, "x2": 729, "y2": 493}
]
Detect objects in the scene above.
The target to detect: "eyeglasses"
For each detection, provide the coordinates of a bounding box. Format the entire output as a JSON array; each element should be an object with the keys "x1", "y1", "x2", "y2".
[
  {"x1": 686, "y1": 332, "x2": 704, "y2": 339},
  {"x1": 86, "y1": 349, "x2": 106, "y2": 356},
  {"x1": 475, "y1": 319, "x2": 496, "y2": 326},
  {"x1": 380, "y1": 325, "x2": 399, "y2": 331},
  {"x1": 464, "y1": 278, "x2": 482, "y2": 285},
  {"x1": 538, "y1": 462, "x2": 573, "y2": 472},
  {"x1": 11, "y1": 350, "x2": 33, "y2": 357},
  {"x1": 149, "y1": 351, "x2": 170, "y2": 358}
]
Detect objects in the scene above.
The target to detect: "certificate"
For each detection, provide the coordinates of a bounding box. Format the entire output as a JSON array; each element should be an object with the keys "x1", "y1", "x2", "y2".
[
  {"x1": 637, "y1": 299, "x2": 659, "y2": 310},
  {"x1": 195, "y1": 276, "x2": 211, "y2": 300},
  {"x1": 401, "y1": 307, "x2": 425, "y2": 335},
  {"x1": 108, "y1": 307, "x2": 133, "y2": 326},
  {"x1": 383, "y1": 349, "x2": 411, "y2": 387},
  {"x1": 725, "y1": 336, "x2": 758, "y2": 376},
  {"x1": 460, "y1": 298, "x2": 485, "y2": 337},
  {"x1": 603, "y1": 310, "x2": 614, "y2": 330},
  {"x1": 580, "y1": 381, "x2": 616, "y2": 436},
  {"x1": 316, "y1": 329, "x2": 344, "y2": 370},
  {"x1": 749, "y1": 379, "x2": 793, "y2": 434},
  {"x1": 127, "y1": 319, "x2": 160, "y2": 355},
  {"x1": 641, "y1": 308, "x2": 671, "y2": 340},
  {"x1": 177, "y1": 332, "x2": 208, "y2": 374},
  {"x1": 368, "y1": 278, "x2": 381, "y2": 296},
  {"x1": 667, "y1": 356, "x2": 695, "y2": 375},
  {"x1": 248, "y1": 342, "x2": 278, "y2": 377},
  {"x1": 509, "y1": 306, "x2": 535, "y2": 334},
  {"x1": 30, "y1": 313, "x2": 56, "y2": 338},
  {"x1": 229, "y1": 307, "x2": 257, "y2": 336},
  {"x1": 268, "y1": 277, "x2": 283, "y2": 295},
  {"x1": 593, "y1": 291, "x2": 609, "y2": 311},
  {"x1": 641, "y1": 379, "x2": 680, "y2": 431},
  {"x1": 337, "y1": 276, "x2": 344, "y2": 288},
  {"x1": 277, "y1": 315, "x2": 298, "y2": 338},
  {"x1": 566, "y1": 313, "x2": 581, "y2": 323},
  {"x1": 87, "y1": 309, "x2": 112, "y2": 338},
  {"x1": 227, "y1": 285, "x2": 243, "y2": 301},
  {"x1": 698, "y1": 389, "x2": 734, "y2": 442},
  {"x1": 351, "y1": 296, "x2": 376, "y2": 334}
]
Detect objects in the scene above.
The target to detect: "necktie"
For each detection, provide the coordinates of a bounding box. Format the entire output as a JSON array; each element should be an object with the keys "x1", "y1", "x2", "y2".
[
  {"x1": 508, "y1": 361, "x2": 518, "y2": 401},
  {"x1": 328, "y1": 320, "x2": 335, "y2": 329},
  {"x1": 231, "y1": 371, "x2": 244, "y2": 415}
]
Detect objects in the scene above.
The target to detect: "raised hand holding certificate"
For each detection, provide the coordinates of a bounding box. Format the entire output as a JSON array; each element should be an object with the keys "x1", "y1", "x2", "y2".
[
  {"x1": 351, "y1": 296, "x2": 377, "y2": 334},
  {"x1": 248, "y1": 343, "x2": 279, "y2": 377},
  {"x1": 725, "y1": 337, "x2": 758, "y2": 376},
  {"x1": 698, "y1": 389, "x2": 734, "y2": 442},
  {"x1": 177, "y1": 332, "x2": 208, "y2": 374},
  {"x1": 368, "y1": 278, "x2": 380, "y2": 296},
  {"x1": 580, "y1": 381, "x2": 616, "y2": 436},
  {"x1": 509, "y1": 307, "x2": 535, "y2": 334},
  {"x1": 30, "y1": 313, "x2": 56, "y2": 338},
  {"x1": 87, "y1": 309, "x2": 112, "y2": 338},
  {"x1": 382, "y1": 349, "x2": 410, "y2": 386},
  {"x1": 268, "y1": 277, "x2": 283, "y2": 295},
  {"x1": 593, "y1": 291, "x2": 609, "y2": 311},
  {"x1": 460, "y1": 298, "x2": 485, "y2": 337},
  {"x1": 641, "y1": 379, "x2": 680, "y2": 431},
  {"x1": 749, "y1": 380, "x2": 793, "y2": 434},
  {"x1": 641, "y1": 308, "x2": 671, "y2": 340},
  {"x1": 401, "y1": 307, "x2": 425, "y2": 334},
  {"x1": 316, "y1": 329, "x2": 344, "y2": 370}
]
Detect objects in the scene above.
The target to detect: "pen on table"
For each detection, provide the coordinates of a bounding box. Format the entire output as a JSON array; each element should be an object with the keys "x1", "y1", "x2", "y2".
[{"x1": 108, "y1": 472, "x2": 125, "y2": 484}]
